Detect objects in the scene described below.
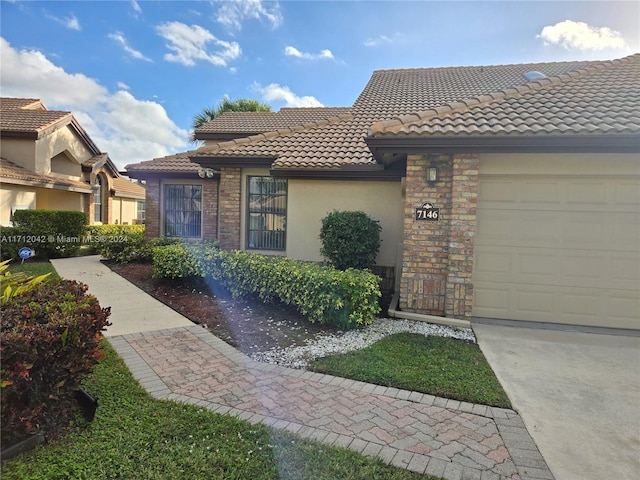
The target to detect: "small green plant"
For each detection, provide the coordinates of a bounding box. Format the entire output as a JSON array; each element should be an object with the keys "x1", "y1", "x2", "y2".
[
  {"x1": 0, "y1": 260, "x2": 51, "y2": 305},
  {"x1": 319, "y1": 210, "x2": 382, "y2": 270}
]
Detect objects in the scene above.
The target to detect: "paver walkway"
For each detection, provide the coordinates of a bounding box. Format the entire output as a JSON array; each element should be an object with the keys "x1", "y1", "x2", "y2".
[{"x1": 110, "y1": 326, "x2": 553, "y2": 480}]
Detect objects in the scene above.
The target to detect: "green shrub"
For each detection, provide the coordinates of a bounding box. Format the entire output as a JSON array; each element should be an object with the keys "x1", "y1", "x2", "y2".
[
  {"x1": 85, "y1": 224, "x2": 147, "y2": 263},
  {"x1": 152, "y1": 244, "x2": 381, "y2": 329},
  {"x1": 0, "y1": 259, "x2": 51, "y2": 304},
  {"x1": 1, "y1": 279, "x2": 111, "y2": 447},
  {"x1": 3, "y1": 210, "x2": 87, "y2": 259},
  {"x1": 319, "y1": 210, "x2": 382, "y2": 270},
  {"x1": 0, "y1": 226, "x2": 30, "y2": 260}
]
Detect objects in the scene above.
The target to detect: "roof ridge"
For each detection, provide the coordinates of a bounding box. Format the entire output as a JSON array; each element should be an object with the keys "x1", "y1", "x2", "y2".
[
  {"x1": 369, "y1": 54, "x2": 639, "y2": 135},
  {"x1": 194, "y1": 112, "x2": 354, "y2": 156}
]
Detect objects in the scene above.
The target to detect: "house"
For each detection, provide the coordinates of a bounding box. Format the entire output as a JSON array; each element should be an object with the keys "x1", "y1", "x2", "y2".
[
  {"x1": 125, "y1": 54, "x2": 640, "y2": 331},
  {"x1": 0, "y1": 98, "x2": 145, "y2": 226}
]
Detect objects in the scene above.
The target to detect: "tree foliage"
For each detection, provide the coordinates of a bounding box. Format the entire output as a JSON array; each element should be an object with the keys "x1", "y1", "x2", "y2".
[{"x1": 190, "y1": 97, "x2": 272, "y2": 142}]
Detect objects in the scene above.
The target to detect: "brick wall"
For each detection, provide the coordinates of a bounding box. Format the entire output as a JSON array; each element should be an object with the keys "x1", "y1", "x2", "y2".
[
  {"x1": 400, "y1": 153, "x2": 479, "y2": 319},
  {"x1": 144, "y1": 178, "x2": 160, "y2": 239},
  {"x1": 218, "y1": 167, "x2": 241, "y2": 249},
  {"x1": 202, "y1": 179, "x2": 219, "y2": 241}
]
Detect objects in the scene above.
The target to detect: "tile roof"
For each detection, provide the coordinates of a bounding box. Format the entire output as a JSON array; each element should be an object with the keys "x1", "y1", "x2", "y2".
[
  {"x1": 0, "y1": 158, "x2": 93, "y2": 192},
  {"x1": 1, "y1": 98, "x2": 44, "y2": 111},
  {"x1": 369, "y1": 54, "x2": 640, "y2": 138},
  {"x1": 0, "y1": 108, "x2": 72, "y2": 134},
  {"x1": 111, "y1": 176, "x2": 145, "y2": 199},
  {"x1": 125, "y1": 151, "x2": 202, "y2": 174},
  {"x1": 195, "y1": 107, "x2": 352, "y2": 134},
  {"x1": 129, "y1": 56, "x2": 630, "y2": 173}
]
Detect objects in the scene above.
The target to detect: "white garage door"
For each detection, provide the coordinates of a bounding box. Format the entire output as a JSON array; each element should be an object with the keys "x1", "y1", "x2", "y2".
[{"x1": 472, "y1": 155, "x2": 640, "y2": 330}]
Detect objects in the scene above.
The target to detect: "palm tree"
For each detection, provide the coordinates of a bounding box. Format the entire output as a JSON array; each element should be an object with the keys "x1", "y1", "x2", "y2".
[{"x1": 190, "y1": 97, "x2": 272, "y2": 142}]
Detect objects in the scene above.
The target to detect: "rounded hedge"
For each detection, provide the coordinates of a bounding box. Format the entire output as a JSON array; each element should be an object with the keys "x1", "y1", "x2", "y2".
[{"x1": 319, "y1": 210, "x2": 381, "y2": 270}]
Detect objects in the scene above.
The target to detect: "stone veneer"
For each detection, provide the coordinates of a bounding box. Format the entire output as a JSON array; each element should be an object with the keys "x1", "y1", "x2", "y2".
[{"x1": 401, "y1": 153, "x2": 479, "y2": 319}]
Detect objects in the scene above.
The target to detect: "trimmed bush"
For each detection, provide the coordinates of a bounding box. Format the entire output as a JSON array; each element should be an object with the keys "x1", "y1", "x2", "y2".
[
  {"x1": 152, "y1": 244, "x2": 381, "y2": 329},
  {"x1": 85, "y1": 225, "x2": 148, "y2": 263},
  {"x1": 0, "y1": 226, "x2": 31, "y2": 261},
  {"x1": 10, "y1": 210, "x2": 87, "y2": 259},
  {"x1": 1, "y1": 279, "x2": 111, "y2": 447},
  {"x1": 319, "y1": 210, "x2": 381, "y2": 270}
]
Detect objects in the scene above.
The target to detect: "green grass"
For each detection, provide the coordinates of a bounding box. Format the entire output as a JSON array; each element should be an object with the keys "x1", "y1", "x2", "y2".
[
  {"x1": 309, "y1": 333, "x2": 511, "y2": 408},
  {"x1": 6, "y1": 260, "x2": 59, "y2": 280},
  {"x1": 1, "y1": 342, "x2": 439, "y2": 480}
]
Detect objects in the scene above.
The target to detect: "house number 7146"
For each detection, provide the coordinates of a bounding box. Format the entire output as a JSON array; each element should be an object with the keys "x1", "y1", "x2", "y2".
[{"x1": 415, "y1": 203, "x2": 440, "y2": 221}]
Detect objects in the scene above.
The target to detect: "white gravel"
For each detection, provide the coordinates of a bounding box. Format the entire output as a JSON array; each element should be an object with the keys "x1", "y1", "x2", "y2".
[{"x1": 249, "y1": 317, "x2": 476, "y2": 369}]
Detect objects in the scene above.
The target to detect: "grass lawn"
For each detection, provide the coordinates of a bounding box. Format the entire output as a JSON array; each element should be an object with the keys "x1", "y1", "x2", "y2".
[
  {"x1": 5, "y1": 260, "x2": 60, "y2": 280},
  {"x1": 1, "y1": 342, "x2": 439, "y2": 480},
  {"x1": 309, "y1": 333, "x2": 511, "y2": 408}
]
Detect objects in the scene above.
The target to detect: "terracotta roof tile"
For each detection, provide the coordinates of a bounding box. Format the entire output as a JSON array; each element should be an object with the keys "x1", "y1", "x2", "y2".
[
  {"x1": 195, "y1": 107, "x2": 352, "y2": 134},
  {"x1": 370, "y1": 54, "x2": 640, "y2": 137},
  {"x1": 125, "y1": 151, "x2": 202, "y2": 173},
  {"x1": 111, "y1": 176, "x2": 145, "y2": 199},
  {"x1": 0, "y1": 158, "x2": 92, "y2": 192},
  {"x1": 1, "y1": 98, "x2": 44, "y2": 111},
  {"x1": 127, "y1": 57, "x2": 617, "y2": 173}
]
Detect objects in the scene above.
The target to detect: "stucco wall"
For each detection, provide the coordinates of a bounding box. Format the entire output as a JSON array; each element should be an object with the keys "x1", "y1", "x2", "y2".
[
  {"x1": 35, "y1": 188, "x2": 85, "y2": 213},
  {"x1": 112, "y1": 197, "x2": 139, "y2": 225},
  {"x1": 35, "y1": 126, "x2": 92, "y2": 175},
  {"x1": 286, "y1": 179, "x2": 403, "y2": 266},
  {"x1": 0, "y1": 184, "x2": 36, "y2": 225},
  {"x1": 0, "y1": 139, "x2": 37, "y2": 171}
]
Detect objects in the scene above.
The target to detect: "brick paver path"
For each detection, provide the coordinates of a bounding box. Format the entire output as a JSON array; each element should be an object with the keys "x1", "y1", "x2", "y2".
[{"x1": 109, "y1": 326, "x2": 553, "y2": 480}]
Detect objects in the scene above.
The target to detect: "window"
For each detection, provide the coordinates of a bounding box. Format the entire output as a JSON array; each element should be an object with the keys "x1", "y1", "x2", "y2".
[
  {"x1": 164, "y1": 184, "x2": 202, "y2": 238},
  {"x1": 247, "y1": 176, "x2": 287, "y2": 250},
  {"x1": 94, "y1": 176, "x2": 103, "y2": 223},
  {"x1": 136, "y1": 201, "x2": 145, "y2": 223}
]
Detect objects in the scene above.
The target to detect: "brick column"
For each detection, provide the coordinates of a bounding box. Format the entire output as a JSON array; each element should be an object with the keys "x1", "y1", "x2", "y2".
[
  {"x1": 218, "y1": 168, "x2": 241, "y2": 250},
  {"x1": 445, "y1": 154, "x2": 479, "y2": 319},
  {"x1": 202, "y1": 179, "x2": 219, "y2": 241},
  {"x1": 144, "y1": 178, "x2": 160, "y2": 239},
  {"x1": 400, "y1": 154, "x2": 452, "y2": 316}
]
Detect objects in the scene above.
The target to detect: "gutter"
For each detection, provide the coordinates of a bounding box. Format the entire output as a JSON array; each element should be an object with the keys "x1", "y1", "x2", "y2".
[{"x1": 387, "y1": 290, "x2": 471, "y2": 329}]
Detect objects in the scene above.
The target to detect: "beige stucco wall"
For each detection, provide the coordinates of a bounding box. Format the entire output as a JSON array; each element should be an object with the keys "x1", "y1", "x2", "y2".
[
  {"x1": 0, "y1": 184, "x2": 36, "y2": 225},
  {"x1": 35, "y1": 188, "x2": 85, "y2": 213},
  {"x1": 112, "y1": 197, "x2": 140, "y2": 225},
  {"x1": 239, "y1": 169, "x2": 404, "y2": 266},
  {"x1": 34, "y1": 126, "x2": 92, "y2": 176},
  {"x1": 0, "y1": 139, "x2": 37, "y2": 171}
]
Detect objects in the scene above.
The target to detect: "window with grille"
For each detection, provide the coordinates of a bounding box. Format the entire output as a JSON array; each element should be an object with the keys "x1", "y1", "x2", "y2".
[
  {"x1": 136, "y1": 201, "x2": 145, "y2": 222},
  {"x1": 247, "y1": 176, "x2": 287, "y2": 250},
  {"x1": 164, "y1": 184, "x2": 202, "y2": 238}
]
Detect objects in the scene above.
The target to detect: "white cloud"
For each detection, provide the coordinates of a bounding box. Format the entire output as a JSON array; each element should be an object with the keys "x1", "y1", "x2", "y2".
[
  {"x1": 156, "y1": 21, "x2": 240, "y2": 67},
  {"x1": 47, "y1": 12, "x2": 81, "y2": 30},
  {"x1": 284, "y1": 46, "x2": 334, "y2": 60},
  {"x1": 131, "y1": 0, "x2": 142, "y2": 15},
  {"x1": 216, "y1": 0, "x2": 283, "y2": 30},
  {"x1": 538, "y1": 20, "x2": 628, "y2": 51},
  {"x1": 364, "y1": 35, "x2": 392, "y2": 47},
  {"x1": 108, "y1": 32, "x2": 152, "y2": 62},
  {"x1": 0, "y1": 38, "x2": 188, "y2": 170},
  {"x1": 253, "y1": 82, "x2": 323, "y2": 108},
  {"x1": 117, "y1": 81, "x2": 130, "y2": 90}
]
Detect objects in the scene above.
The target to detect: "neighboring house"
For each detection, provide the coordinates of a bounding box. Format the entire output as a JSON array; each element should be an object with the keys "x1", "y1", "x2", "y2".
[
  {"x1": 126, "y1": 55, "x2": 640, "y2": 331},
  {"x1": 0, "y1": 98, "x2": 145, "y2": 226}
]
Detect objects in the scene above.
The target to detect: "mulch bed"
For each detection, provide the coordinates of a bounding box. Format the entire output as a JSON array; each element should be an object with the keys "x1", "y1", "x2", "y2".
[{"x1": 108, "y1": 262, "x2": 339, "y2": 355}]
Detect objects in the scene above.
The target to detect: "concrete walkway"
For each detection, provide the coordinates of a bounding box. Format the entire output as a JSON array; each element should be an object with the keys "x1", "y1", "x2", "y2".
[
  {"x1": 474, "y1": 323, "x2": 640, "y2": 480},
  {"x1": 51, "y1": 256, "x2": 553, "y2": 480}
]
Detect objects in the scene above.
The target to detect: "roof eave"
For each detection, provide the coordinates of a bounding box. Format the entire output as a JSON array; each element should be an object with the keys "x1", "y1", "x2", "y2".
[
  {"x1": 191, "y1": 155, "x2": 276, "y2": 169},
  {"x1": 270, "y1": 166, "x2": 404, "y2": 181},
  {"x1": 366, "y1": 134, "x2": 640, "y2": 160},
  {"x1": 194, "y1": 132, "x2": 258, "y2": 141}
]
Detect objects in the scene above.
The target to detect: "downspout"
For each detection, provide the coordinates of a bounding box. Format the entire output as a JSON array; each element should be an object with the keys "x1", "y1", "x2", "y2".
[{"x1": 387, "y1": 290, "x2": 471, "y2": 329}]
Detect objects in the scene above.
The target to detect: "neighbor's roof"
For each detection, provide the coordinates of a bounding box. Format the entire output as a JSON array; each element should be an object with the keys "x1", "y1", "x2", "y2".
[
  {"x1": 0, "y1": 158, "x2": 93, "y2": 193},
  {"x1": 125, "y1": 151, "x2": 202, "y2": 175},
  {"x1": 0, "y1": 97, "x2": 102, "y2": 155},
  {"x1": 111, "y1": 176, "x2": 145, "y2": 199},
  {"x1": 369, "y1": 53, "x2": 640, "y2": 138}
]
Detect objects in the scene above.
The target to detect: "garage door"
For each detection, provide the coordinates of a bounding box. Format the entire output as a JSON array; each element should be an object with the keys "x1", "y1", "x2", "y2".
[{"x1": 472, "y1": 155, "x2": 640, "y2": 330}]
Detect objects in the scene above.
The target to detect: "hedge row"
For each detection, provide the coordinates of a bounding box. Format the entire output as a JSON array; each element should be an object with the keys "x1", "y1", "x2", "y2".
[
  {"x1": 152, "y1": 243, "x2": 381, "y2": 329},
  {"x1": 1, "y1": 280, "x2": 111, "y2": 447},
  {"x1": 1, "y1": 210, "x2": 87, "y2": 260}
]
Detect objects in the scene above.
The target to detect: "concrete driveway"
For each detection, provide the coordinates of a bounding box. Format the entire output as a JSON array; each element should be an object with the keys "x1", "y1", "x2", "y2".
[{"x1": 474, "y1": 323, "x2": 640, "y2": 480}]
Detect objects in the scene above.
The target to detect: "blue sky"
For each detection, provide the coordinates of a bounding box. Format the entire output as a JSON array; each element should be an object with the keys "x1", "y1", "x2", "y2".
[{"x1": 1, "y1": 0, "x2": 638, "y2": 170}]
